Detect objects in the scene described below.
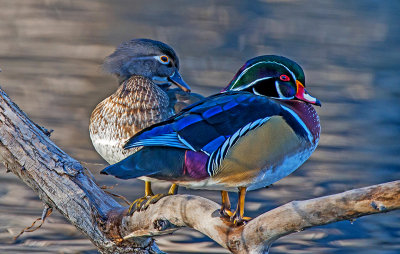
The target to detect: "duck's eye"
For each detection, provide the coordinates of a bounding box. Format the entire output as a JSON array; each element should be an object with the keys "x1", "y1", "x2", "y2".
[
  {"x1": 279, "y1": 74, "x2": 290, "y2": 82},
  {"x1": 158, "y1": 55, "x2": 170, "y2": 64}
]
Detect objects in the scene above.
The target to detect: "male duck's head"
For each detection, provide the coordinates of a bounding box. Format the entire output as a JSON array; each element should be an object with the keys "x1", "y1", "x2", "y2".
[
  {"x1": 103, "y1": 38, "x2": 190, "y2": 92},
  {"x1": 224, "y1": 55, "x2": 320, "y2": 106}
]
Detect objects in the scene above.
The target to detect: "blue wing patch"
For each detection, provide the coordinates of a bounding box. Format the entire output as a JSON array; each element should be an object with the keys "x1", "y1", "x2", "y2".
[
  {"x1": 127, "y1": 133, "x2": 191, "y2": 149},
  {"x1": 125, "y1": 92, "x2": 283, "y2": 157},
  {"x1": 174, "y1": 114, "x2": 203, "y2": 131},
  {"x1": 124, "y1": 124, "x2": 175, "y2": 149},
  {"x1": 201, "y1": 136, "x2": 226, "y2": 155},
  {"x1": 202, "y1": 106, "x2": 223, "y2": 119},
  {"x1": 222, "y1": 100, "x2": 239, "y2": 111}
]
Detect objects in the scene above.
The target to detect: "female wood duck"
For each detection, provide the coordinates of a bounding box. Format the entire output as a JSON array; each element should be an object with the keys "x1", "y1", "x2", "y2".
[
  {"x1": 101, "y1": 55, "x2": 321, "y2": 224},
  {"x1": 90, "y1": 39, "x2": 203, "y2": 208}
]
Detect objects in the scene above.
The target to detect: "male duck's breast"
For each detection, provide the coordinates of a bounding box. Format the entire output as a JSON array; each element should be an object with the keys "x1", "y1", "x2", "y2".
[{"x1": 213, "y1": 116, "x2": 310, "y2": 189}]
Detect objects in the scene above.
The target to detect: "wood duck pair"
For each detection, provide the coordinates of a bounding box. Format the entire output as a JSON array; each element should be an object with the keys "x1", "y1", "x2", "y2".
[
  {"x1": 89, "y1": 39, "x2": 203, "y2": 210},
  {"x1": 101, "y1": 54, "x2": 321, "y2": 224}
]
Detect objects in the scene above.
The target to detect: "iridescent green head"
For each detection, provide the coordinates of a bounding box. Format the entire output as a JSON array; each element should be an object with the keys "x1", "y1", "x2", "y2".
[{"x1": 225, "y1": 55, "x2": 320, "y2": 106}]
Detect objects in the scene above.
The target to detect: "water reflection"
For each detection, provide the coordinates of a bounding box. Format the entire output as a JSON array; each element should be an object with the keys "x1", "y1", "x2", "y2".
[{"x1": 0, "y1": 0, "x2": 399, "y2": 253}]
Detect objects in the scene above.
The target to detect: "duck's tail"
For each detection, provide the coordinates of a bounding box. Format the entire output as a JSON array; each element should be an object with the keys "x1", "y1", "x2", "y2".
[{"x1": 100, "y1": 147, "x2": 185, "y2": 180}]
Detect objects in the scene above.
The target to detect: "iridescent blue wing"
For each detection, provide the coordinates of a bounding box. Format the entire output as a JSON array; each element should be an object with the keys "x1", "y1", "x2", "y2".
[{"x1": 124, "y1": 91, "x2": 282, "y2": 155}]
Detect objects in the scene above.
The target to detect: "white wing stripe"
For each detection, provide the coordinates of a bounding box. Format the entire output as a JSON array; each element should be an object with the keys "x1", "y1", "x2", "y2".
[
  {"x1": 206, "y1": 116, "x2": 271, "y2": 176},
  {"x1": 177, "y1": 134, "x2": 196, "y2": 151},
  {"x1": 229, "y1": 131, "x2": 240, "y2": 146}
]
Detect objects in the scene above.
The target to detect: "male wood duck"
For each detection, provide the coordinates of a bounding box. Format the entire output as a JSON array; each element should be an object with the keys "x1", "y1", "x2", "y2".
[
  {"x1": 101, "y1": 55, "x2": 321, "y2": 224},
  {"x1": 90, "y1": 39, "x2": 203, "y2": 210}
]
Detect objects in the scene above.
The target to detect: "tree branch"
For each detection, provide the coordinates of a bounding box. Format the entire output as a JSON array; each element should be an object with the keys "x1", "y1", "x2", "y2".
[{"x1": 0, "y1": 86, "x2": 399, "y2": 253}]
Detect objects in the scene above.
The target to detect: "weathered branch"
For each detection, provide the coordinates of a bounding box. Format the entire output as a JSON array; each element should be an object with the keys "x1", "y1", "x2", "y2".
[
  {"x1": 0, "y1": 86, "x2": 399, "y2": 254},
  {"x1": 0, "y1": 87, "x2": 157, "y2": 253}
]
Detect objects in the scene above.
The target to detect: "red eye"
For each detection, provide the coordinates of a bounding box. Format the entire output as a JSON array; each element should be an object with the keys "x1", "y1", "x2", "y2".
[{"x1": 279, "y1": 74, "x2": 290, "y2": 82}]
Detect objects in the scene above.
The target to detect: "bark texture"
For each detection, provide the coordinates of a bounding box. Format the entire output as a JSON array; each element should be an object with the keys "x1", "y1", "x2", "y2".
[{"x1": 0, "y1": 87, "x2": 399, "y2": 254}]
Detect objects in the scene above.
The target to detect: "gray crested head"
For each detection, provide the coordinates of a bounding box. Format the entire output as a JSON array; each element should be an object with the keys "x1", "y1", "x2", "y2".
[{"x1": 103, "y1": 39, "x2": 180, "y2": 82}]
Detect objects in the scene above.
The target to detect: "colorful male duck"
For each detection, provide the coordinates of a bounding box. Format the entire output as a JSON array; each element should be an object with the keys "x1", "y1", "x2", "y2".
[
  {"x1": 90, "y1": 39, "x2": 203, "y2": 209},
  {"x1": 101, "y1": 55, "x2": 321, "y2": 224}
]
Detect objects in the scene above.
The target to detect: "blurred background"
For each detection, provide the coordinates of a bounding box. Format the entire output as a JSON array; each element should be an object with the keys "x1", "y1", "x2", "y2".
[{"x1": 0, "y1": 0, "x2": 399, "y2": 253}]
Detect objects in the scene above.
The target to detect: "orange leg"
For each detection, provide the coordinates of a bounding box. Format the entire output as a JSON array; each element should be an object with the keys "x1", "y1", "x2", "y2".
[
  {"x1": 231, "y1": 187, "x2": 252, "y2": 225},
  {"x1": 168, "y1": 183, "x2": 179, "y2": 195},
  {"x1": 144, "y1": 181, "x2": 154, "y2": 196},
  {"x1": 220, "y1": 190, "x2": 233, "y2": 218}
]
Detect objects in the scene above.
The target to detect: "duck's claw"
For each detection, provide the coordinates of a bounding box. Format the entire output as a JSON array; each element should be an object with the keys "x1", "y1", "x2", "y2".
[
  {"x1": 140, "y1": 193, "x2": 168, "y2": 210},
  {"x1": 230, "y1": 212, "x2": 252, "y2": 225},
  {"x1": 220, "y1": 207, "x2": 234, "y2": 218},
  {"x1": 128, "y1": 196, "x2": 149, "y2": 215},
  {"x1": 128, "y1": 183, "x2": 178, "y2": 215}
]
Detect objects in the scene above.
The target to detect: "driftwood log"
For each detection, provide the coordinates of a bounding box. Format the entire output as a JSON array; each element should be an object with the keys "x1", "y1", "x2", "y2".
[{"x1": 0, "y1": 86, "x2": 399, "y2": 253}]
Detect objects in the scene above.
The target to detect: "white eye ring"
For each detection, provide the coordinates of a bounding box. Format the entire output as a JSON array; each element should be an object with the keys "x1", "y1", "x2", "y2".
[{"x1": 154, "y1": 55, "x2": 170, "y2": 64}]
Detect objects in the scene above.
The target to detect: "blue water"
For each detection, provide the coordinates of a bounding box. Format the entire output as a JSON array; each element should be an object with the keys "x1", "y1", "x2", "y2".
[{"x1": 0, "y1": 0, "x2": 399, "y2": 253}]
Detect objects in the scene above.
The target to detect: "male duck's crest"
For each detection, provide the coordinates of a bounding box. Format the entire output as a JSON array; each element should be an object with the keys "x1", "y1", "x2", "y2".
[{"x1": 224, "y1": 55, "x2": 321, "y2": 106}]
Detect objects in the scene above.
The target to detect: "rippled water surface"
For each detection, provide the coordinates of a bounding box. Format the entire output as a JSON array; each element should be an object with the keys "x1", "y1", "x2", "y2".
[{"x1": 1, "y1": 0, "x2": 399, "y2": 253}]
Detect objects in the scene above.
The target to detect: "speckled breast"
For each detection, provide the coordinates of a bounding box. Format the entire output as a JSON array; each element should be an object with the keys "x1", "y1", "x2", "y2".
[{"x1": 89, "y1": 76, "x2": 171, "y2": 164}]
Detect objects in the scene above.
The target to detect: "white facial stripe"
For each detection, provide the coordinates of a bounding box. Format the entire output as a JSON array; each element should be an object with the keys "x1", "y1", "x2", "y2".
[
  {"x1": 231, "y1": 60, "x2": 297, "y2": 89},
  {"x1": 252, "y1": 80, "x2": 296, "y2": 100},
  {"x1": 252, "y1": 87, "x2": 262, "y2": 96},
  {"x1": 275, "y1": 80, "x2": 285, "y2": 98},
  {"x1": 133, "y1": 56, "x2": 157, "y2": 60},
  {"x1": 275, "y1": 80, "x2": 295, "y2": 100},
  {"x1": 231, "y1": 62, "x2": 265, "y2": 88},
  {"x1": 130, "y1": 55, "x2": 170, "y2": 64},
  {"x1": 281, "y1": 105, "x2": 313, "y2": 142}
]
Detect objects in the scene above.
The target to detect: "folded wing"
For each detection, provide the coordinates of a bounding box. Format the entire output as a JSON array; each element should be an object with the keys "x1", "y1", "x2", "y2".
[{"x1": 124, "y1": 91, "x2": 282, "y2": 156}]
